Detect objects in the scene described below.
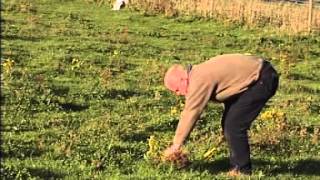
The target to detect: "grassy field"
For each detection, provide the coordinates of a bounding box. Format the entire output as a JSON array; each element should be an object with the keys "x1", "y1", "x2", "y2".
[{"x1": 1, "y1": 0, "x2": 320, "y2": 179}]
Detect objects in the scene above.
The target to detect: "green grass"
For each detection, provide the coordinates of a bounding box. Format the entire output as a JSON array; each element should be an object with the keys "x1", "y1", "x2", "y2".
[{"x1": 1, "y1": 0, "x2": 320, "y2": 179}]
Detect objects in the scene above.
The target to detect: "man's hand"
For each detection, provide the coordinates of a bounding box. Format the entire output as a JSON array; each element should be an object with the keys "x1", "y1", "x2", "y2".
[
  {"x1": 163, "y1": 144, "x2": 181, "y2": 158},
  {"x1": 162, "y1": 144, "x2": 189, "y2": 168}
]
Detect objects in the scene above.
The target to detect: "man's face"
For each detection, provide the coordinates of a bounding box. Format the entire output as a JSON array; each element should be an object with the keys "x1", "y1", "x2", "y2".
[
  {"x1": 167, "y1": 76, "x2": 188, "y2": 96},
  {"x1": 175, "y1": 77, "x2": 188, "y2": 96}
]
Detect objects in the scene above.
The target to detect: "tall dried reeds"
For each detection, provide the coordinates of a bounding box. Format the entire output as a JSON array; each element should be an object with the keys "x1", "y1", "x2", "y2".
[{"x1": 127, "y1": 0, "x2": 320, "y2": 34}]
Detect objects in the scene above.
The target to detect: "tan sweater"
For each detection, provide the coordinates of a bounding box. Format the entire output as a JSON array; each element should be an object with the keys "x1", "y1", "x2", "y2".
[{"x1": 173, "y1": 54, "x2": 263, "y2": 145}]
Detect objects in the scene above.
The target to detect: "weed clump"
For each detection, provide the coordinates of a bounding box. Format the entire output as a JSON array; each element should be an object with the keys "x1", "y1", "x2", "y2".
[
  {"x1": 144, "y1": 135, "x2": 189, "y2": 168},
  {"x1": 162, "y1": 149, "x2": 189, "y2": 168},
  {"x1": 251, "y1": 108, "x2": 287, "y2": 145}
]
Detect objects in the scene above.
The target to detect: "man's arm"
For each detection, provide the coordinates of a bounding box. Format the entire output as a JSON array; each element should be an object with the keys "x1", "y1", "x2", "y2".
[{"x1": 172, "y1": 81, "x2": 215, "y2": 146}]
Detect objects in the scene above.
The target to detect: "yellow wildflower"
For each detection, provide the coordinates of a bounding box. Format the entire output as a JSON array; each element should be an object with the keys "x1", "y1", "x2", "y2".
[
  {"x1": 2, "y1": 58, "x2": 15, "y2": 75},
  {"x1": 145, "y1": 135, "x2": 159, "y2": 159},
  {"x1": 170, "y1": 107, "x2": 178, "y2": 116}
]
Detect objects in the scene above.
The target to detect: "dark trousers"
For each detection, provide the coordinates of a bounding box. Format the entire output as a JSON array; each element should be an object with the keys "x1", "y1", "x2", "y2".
[{"x1": 221, "y1": 61, "x2": 279, "y2": 174}]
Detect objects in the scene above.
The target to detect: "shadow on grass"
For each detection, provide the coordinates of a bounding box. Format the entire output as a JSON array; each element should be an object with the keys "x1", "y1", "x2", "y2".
[
  {"x1": 255, "y1": 158, "x2": 320, "y2": 176},
  {"x1": 27, "y1": 168, "x2": 65, "y2": 179},
  {"x1": 187, "y1": 158, "x2": 229, "y2": 174},
  {"x1": 104, "y1": 89, "x2": 143, "y2": 99},
  {"x1": 1, "y1": 46, "x2": 32, "y2": 63},
  {"x1": 287, "y1": 73, "x2": 319, "y2": 81},
  {"x1": 1, "y1": 166, "x2": 66, "y2": 179},
  {"x1": 121, "y1": 131, "x2": 150, "y2": 142},
  {"x1": 58, "y1": 102, "x2": 89, "y2": 112},
  {"x1": 145, "y1": 119, "x2": 179, "y2": 133},
  {"x1": 2, "y1": 142, "x2": 44, "y2": 159},
  {"x1": 283, "y1": 84, "x2": 320, "y2": 94},
  {"x1": 188, "y1": 157, "x2": 320, "y2": 176},
  {"x1": 2, "y1": 34, "x2": 42, "y2": 42}
]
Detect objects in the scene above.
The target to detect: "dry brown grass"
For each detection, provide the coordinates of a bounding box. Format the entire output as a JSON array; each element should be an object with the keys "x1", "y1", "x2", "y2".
[{"x1": 128, "y1": 0, "x2": 320, "y2": 34}]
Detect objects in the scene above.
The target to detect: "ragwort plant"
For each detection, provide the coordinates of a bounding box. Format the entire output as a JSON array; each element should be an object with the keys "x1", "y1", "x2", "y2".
[{"x1": 251, "y1": 108, "x2": 287, "y2": 146}]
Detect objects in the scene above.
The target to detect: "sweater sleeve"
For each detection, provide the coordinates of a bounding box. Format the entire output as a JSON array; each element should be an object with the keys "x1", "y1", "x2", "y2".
[{"x1": 173, "y1": 80, "x2": 215, "y2": 145}]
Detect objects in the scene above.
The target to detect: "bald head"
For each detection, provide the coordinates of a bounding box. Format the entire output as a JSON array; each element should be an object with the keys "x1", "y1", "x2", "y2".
[{"x1": 164, "y1": 64, "x2": 189, "y2": 96}]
